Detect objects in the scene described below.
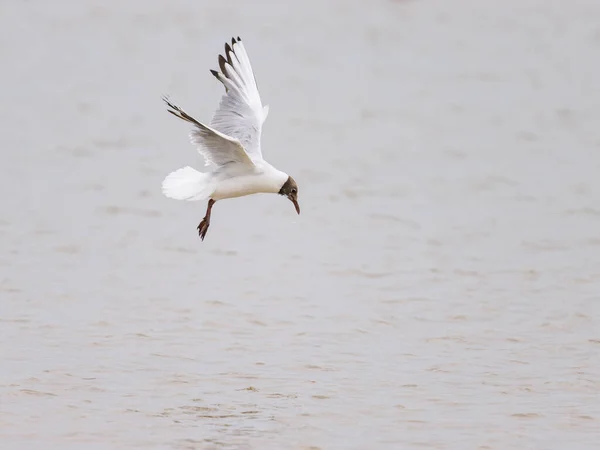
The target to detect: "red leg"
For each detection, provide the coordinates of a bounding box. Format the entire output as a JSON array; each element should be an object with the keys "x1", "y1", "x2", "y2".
[{"x1": 197, "y1": 199, "x2": 215, "y2": 241}]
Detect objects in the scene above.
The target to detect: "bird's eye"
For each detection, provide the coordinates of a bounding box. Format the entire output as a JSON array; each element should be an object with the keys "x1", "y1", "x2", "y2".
[{"x1": 291, "y1": 188, "x2": 297, "y2": 194}]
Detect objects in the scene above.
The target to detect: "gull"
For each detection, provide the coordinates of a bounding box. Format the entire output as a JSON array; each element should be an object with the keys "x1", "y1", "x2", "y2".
[{"x1": 161, "y1": 36, "x2": 300, "y2": 240}]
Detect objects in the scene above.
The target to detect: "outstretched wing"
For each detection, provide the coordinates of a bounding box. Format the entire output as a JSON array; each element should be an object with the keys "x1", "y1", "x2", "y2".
[
  {"x1": 209, "y1": 37, "x2": 268, "y2": 162},
  {"x1": 163, "y1": 97, "x2": 254, "y2": 168}
]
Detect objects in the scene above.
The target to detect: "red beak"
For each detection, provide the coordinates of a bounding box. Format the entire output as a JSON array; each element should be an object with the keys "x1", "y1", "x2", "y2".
[{"x1": 292, "y1": 199, "x2": 300, "y2": 214}]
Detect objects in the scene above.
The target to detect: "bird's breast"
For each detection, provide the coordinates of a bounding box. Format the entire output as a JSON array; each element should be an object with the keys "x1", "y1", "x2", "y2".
[{"x1": 211, "y1": 171, "x2": 284, "y2": 200}]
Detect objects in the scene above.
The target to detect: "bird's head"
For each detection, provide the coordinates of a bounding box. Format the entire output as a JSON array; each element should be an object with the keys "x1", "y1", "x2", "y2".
[{"x1": 278, "y1": 176, "x2": 300, "y2": 214}]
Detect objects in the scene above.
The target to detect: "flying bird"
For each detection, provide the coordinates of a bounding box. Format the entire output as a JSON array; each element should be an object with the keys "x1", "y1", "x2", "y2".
[{"x1": 161, "y1": 37, "x2": 300, "y2": 240}]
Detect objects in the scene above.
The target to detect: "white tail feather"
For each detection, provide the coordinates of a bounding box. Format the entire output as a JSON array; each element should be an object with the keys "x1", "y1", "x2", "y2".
[{"x1": 161, "y1": 167, "x2": 213, "y2": 201}]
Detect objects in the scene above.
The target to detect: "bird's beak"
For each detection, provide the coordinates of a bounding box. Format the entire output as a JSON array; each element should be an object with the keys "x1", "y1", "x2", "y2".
[{"x1": 290, "y1": 197, "x2": 300, "y2": 214}]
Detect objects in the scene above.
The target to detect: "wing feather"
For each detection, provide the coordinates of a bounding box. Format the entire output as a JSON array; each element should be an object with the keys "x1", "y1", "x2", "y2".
[
  {"x1": 163, "y1": 97, "x2": 254, "y2": 168},
  {"x1": 210, "y1": 37, "x2": 266, "y2": 162}
]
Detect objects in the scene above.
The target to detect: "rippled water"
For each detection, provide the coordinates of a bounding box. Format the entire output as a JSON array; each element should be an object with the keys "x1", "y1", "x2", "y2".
[{"x1": 2, "y1": 0, "x2": 600, "y2": 448}]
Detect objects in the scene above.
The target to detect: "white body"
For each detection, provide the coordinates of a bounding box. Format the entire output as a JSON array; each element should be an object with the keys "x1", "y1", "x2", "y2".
[
  {"x1": 211, "y1": 163, "x2": 288, "y2": 200},
  {"x1": 161, "y1": 37, "x2": 289, "y2": 204},
  {"x1": 162, "y1": 162, "x2": 287, "y2": 202}
]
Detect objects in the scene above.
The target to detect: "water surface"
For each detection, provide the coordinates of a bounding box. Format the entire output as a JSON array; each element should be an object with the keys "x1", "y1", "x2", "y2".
[{"x1": 1, "y1": 1, "x2": 600, "y2": 448}]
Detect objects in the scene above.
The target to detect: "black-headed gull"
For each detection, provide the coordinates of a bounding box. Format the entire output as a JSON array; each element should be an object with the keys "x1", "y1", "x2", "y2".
[{"x1": 162, "y1": 37, "x2": 300, "y2": 240}]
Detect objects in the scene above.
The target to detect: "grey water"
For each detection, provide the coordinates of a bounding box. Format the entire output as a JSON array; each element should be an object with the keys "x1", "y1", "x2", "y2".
[{"x1": 1, "y1": 1, "x2": 600, "y2": 448}]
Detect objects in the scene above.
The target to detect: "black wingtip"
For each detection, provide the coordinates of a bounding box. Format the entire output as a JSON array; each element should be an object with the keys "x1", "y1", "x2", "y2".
[
  {"x1": 218, "y1": 54, "x2": 227, "y2": 74},
  {"x1": 237, "y1": 36, "x2": 241, "y2": 41},
  {"x1": 224, "y1": 42, "x2": 233, "y2": 64},
  {"x1": 166, "y1": 109, "x2": 180, "y2": 119},
  {"x1": 210, "y1": 69, "x2": 227, "y2": 91},
  {"x1": 162, "y1": 95, "x2": 174, "y2": 108}
]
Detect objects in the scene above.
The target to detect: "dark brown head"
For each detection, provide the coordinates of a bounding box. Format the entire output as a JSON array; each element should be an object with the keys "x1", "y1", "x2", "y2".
[{"x1": 278, "y1": 176, "x2": 300, "y2": 214}]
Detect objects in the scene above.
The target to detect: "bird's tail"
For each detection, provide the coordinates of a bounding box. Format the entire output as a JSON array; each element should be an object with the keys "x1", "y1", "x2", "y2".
[{"x1": 161, "y1": 166, "x2": 214, "y2": 201}]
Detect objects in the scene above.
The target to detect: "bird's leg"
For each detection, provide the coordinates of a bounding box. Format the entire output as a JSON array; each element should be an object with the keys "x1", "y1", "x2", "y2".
[{"x1": 197, "y1": 199, "x2": 215, "y2": 241}]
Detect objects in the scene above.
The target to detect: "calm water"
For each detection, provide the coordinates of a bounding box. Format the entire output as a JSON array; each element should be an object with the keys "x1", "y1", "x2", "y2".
[{"x1": 1, "y1": 1, "x2": 600, "y2": 448}]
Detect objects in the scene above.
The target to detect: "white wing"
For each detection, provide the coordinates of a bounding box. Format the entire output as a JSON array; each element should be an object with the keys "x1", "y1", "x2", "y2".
[
  {"x1": 163, "y1": 97, "x2": 254, "y2": 168},
  {"x1": 209, "y1": 37, "x2": 268, "y2": 162}
]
